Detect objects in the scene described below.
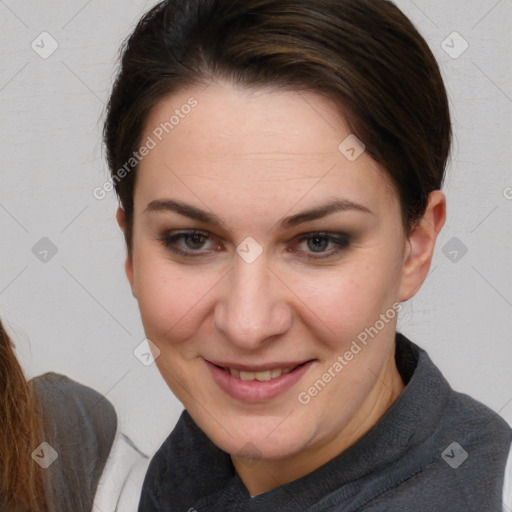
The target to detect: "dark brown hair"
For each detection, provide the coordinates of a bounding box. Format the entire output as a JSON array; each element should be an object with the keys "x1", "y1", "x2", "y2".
[
  {"x1": 0, "y1": 320, "x2": 47, "y2": 511},
  {"x1": 104, "y1": 0, "x2": 451, "y2": 252}
]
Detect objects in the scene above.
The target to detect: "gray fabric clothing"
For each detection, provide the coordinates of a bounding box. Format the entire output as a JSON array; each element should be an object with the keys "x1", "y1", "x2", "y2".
[
  {"x1": 138, "y1": 333, "x2": 512, "y2": 511},
  {"x1": 30, "y1": 372, "x2": 117, "y2": 512}
]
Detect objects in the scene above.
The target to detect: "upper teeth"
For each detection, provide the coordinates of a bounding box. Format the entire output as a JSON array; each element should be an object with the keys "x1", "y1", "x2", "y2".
[{"x1": 227, "y1": 367, "x2": 295, "y2": 381}]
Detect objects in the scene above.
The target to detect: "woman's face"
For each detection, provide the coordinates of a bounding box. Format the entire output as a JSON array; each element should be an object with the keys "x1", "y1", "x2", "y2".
[{"x1": 122, "y1": 81, "x2": 419, "y2": 478}]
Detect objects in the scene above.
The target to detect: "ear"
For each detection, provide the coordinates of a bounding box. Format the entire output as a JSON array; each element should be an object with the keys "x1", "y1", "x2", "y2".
[
  {"x1": 116, "y1": 206, "x2": 135, "y2": 294},
  {"x1": 398, "y1": 190, "x2": 446, "y2": 302}
]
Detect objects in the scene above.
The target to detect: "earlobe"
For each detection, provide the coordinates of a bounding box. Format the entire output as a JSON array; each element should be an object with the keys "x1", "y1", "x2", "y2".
[
  {"x1": 398, "y1": 190, "x2": 446, "y2": 302},
  {"x1": 116, "y1": 206, "x2": 136, "y2": 295},
  {"x1": 116, "y1": 206, "x2": 126, "y2": 231},
  {"x1": 125, "y1": 253, "x2": 135, "y2": 294}
]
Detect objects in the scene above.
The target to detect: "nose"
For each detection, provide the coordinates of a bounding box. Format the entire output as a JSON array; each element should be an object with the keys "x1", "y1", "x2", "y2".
[{"x1": 214, "y1": 252, "x2": 292, "y2": 351}]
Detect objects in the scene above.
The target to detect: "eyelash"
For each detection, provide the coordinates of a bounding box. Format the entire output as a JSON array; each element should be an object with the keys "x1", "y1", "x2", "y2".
[{"x1": 158, "y1": 230, "x2": 350, "y2": 261}]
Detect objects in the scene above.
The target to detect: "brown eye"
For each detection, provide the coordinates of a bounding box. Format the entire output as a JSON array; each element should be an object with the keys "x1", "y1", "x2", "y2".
[
  {"x1": 182, "y1": 233, "x2": 208, "y2": 250},
  {"x1": 159, "y1": 230, "x2": 220, "y2": 257}
]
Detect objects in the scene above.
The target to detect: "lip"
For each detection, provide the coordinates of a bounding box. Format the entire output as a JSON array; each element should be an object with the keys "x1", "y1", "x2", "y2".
[
  {"x1": 206, "y1": 359, "x2": 311, "y2": 372},
  {"x1": 205, "y1": 358, "x2": 315, "y2": 402}
]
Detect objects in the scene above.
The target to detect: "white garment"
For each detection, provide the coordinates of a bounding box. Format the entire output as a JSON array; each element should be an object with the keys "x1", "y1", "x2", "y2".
[
  {"x1": 504, "y1": 441, "x2": 512, "y2": 512},
  {"x1": 93, "y1": 432, "x2": 150, "y2": 512}
]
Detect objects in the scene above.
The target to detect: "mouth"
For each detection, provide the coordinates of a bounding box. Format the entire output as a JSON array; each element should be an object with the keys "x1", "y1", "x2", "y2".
[
  {"x1": 214, "y1": 362, "x2": 305, "y2": 381},
  {"x1": 204, "y1": 359, "x2": 315, "y2": 402}
]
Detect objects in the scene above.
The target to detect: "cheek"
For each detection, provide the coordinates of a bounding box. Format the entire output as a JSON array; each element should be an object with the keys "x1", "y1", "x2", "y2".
[
  {"x1": 288, "y1": 254, "x2": 400, "y2": 345},
  {"x1": 132, "y1": 249, "x2": 212, "y2": 345}
]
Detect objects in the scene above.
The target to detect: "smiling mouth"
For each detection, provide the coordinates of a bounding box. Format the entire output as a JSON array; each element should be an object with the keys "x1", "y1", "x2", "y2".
[
  {"x1": 206, "y1": 359, "x2": 316, "y2": 402},
  {"x1": 213, "y1": 362, "x2": 308, "y2": 381}
]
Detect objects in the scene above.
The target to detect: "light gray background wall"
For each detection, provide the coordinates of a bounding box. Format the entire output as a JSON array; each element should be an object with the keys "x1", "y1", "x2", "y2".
[{"x1": 1, "y1": 0, "x2": 511, "y2": 457}]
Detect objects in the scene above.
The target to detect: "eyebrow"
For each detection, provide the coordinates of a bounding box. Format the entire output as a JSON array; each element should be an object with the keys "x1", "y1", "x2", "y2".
[{"x1": 144, "y1": 198, "x2": 372, "y2": 230}]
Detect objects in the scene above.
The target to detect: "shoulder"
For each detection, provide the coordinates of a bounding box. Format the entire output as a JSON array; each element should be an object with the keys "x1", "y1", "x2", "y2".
[
  {"x1": 30, "y1": 371, "x2": 118, "y2": 451},
  {"x1": 30, "y1": 371, "x2": 115, "y2": 415},
  {"x1": 30, "y1": 372, "x2": 118, "y2": 511},
  {"x1": 30, "y1": 371, "x2": 116, "y2": 416},
  {"x1": 387, "y1": 335, "x2": 512, "y2": 509},
  {"x1": 413, "y1": 337, "x2": 512, "y2": 469},
  {"x1": 399, "y1": 335, "x2": 511, "y2": 442}
]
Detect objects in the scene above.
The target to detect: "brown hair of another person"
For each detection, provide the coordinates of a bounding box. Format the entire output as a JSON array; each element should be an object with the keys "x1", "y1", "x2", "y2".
[{"x1": 0, "y1": 320, "x2": 47, "y2": 511}]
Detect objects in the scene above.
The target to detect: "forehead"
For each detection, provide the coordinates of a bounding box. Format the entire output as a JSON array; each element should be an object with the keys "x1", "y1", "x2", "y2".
[{"x1": 135, "y1": 81, "x2": 397, "y2": 218}]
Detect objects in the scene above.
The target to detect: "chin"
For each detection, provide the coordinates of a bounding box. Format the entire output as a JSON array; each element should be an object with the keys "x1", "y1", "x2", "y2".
[{"x1": 200, "y1": 411, "x2": 313, "y2": 461}]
